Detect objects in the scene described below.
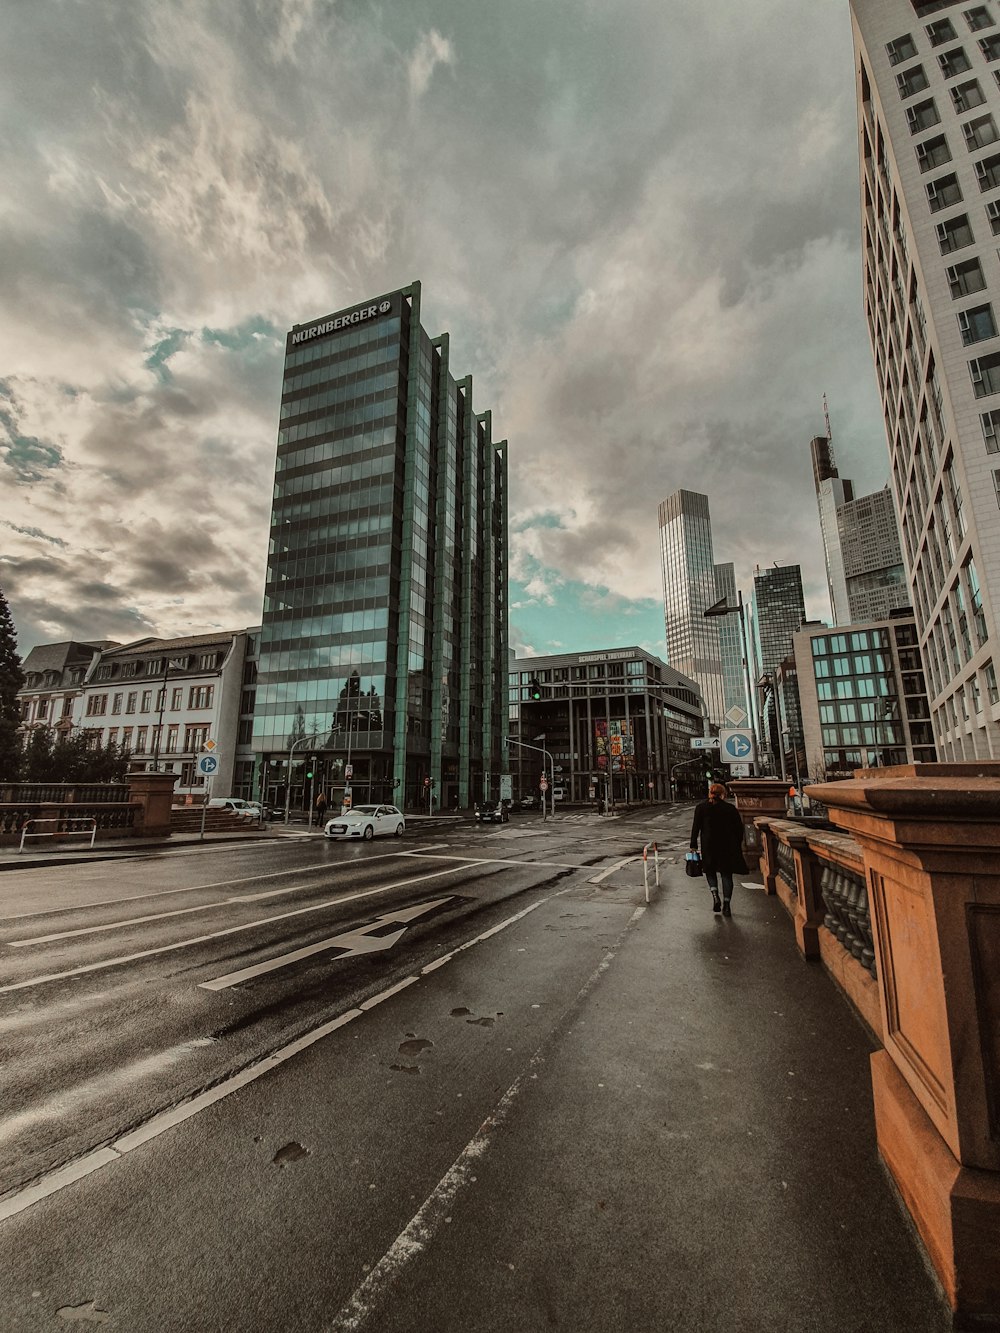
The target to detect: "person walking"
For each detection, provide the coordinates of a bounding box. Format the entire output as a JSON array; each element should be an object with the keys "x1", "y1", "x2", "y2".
[
  {"x1": 689, "y1": 782, "x2": 746, "y2": 916},
  {"x1": 314, "y1": 791, "x2": 328, "y2": 827}
]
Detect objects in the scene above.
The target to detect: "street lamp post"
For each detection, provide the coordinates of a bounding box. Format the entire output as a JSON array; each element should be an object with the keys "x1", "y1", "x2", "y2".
[
  {"x1": 150, "y1": 660, "x2": 172, "y2": 773},
  {"x1": 506, "y1": 737, "x2": 554, "y2": 821},
  {"x1": 284, "y1": 731, "x2": 323, "y2": 825},
  {"x1": 703, "y1": 591, "x2": 760, "y2": 768}
]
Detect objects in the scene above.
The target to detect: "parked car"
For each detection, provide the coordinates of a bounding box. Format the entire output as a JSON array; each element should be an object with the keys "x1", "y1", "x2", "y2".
[
  {"x1": 243, "y1": 800, "x2": 271, "y2": 822},
  {"x1": 324, "y1": 804, "x2": 405, "y2": 840},
  {"x1": 519, "y1": 795, "x2": 539, "y2": 810},
  {"x1": 476, "y1": 801, "x2": 510, "y2": 824},
  {"x1": 207, "y1": 797, "x2": 258, "y2": 819}
]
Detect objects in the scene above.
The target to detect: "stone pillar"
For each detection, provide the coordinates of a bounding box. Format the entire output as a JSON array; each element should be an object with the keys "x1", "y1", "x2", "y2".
[
  {"x1": 127, "y1": 772, "x2": 178, "y2": 838},
  {"x1": 806, "y1": 763, "x2": 1000, "y2": 1325},
  {"x1": 788, "y1": 830, "x2": 825, "y2": 960},
  {"x1": 755, "y1": 818, "x2": 779, "y2": 896},
  {"x1": 727, "y1": 778, "x2": 789, "y2": 868}
]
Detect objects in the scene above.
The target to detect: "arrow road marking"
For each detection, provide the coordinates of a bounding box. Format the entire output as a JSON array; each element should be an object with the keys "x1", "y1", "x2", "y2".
[{"x1": 198, "y1": 898, "x2": 456, "y2": 990}]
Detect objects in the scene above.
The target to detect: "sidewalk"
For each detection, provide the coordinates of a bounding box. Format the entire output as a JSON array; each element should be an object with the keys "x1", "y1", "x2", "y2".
[{"x1": 366, "y1": 863, "x2": 953, "y2": 1331}]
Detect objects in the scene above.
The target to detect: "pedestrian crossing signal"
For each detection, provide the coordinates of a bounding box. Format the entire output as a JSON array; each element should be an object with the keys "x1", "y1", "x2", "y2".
[{"x1": 528, "y1": 678, "x2": 542, "y2": 700}]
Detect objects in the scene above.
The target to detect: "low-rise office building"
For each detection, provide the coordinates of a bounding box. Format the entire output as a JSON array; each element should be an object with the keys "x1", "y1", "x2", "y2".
[
  {"x1": 509, "y1": 647, "x2": 704, "y2": 803},
  {"x1": 793, "y1": 612, "x2": 936, "y2": 780}
]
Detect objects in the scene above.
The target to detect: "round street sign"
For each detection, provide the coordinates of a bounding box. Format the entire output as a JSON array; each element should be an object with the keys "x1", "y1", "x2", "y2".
[
  {"x1": 197, "y1": 755, "x2": 219, "y2": 776},
  {"x1": 539, "y1": 777, "x2": 549, "y2": 791}
]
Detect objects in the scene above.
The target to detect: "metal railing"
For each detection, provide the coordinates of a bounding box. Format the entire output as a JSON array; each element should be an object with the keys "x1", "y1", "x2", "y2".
[{"x1": 19, "y1": 816, "x2": 98, "y2": 853}]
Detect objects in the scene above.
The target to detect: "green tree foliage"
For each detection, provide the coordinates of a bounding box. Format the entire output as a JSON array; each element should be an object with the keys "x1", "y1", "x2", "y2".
[
  {"x1": 0, "y1": 586, "x2": 25, "y2": 780},
  {"x1": 19, "y1": 729, "x2": 130, "y2": 784}
]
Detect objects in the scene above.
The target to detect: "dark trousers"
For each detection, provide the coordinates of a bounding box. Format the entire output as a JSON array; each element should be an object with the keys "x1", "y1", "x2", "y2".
[{"x1": 705, "y1": 871, "x2": 734, "y2": 900}]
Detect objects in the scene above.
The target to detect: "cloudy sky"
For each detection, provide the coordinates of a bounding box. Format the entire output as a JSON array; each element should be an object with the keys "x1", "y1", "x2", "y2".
[{"x1": 1, "y1": 0, "x2": 886, "y2": 662}]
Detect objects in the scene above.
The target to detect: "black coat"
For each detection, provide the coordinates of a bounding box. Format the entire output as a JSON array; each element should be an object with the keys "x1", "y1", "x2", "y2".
[{"x1": 690, "y1": 799, "x2": 746, "y2": 874}]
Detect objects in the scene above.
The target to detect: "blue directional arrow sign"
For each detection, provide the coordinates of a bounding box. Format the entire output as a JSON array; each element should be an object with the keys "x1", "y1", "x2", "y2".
[
  {"x1": 719, "y1": 729, "x2": 755, "y2": 763},
  {"x1": 197, "y1": 754, "x2": 219, "y2": 776}
]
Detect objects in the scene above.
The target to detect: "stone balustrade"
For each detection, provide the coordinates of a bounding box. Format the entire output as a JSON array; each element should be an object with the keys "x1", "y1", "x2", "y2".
[
  {"x1": 0, "y1": 772, "x2": 176, "y2": 846},
  {"x1": 756, "y1": 763, "x2": 1000, "y2": 1327}
]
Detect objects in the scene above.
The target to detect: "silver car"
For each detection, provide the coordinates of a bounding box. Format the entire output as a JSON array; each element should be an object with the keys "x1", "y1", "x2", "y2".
[{"x1": 324, "y1": 804, "x2": 405, "y2": 840}]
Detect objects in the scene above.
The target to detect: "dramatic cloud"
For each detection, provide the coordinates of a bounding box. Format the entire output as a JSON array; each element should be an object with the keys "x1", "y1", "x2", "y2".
[{"x1": 0, "y1": 0, "x2": 884, "y2": 659}]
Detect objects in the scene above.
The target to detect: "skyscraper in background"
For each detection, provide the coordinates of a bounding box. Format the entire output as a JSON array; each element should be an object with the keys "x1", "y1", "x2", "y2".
[
  {"x1": 253, "y1": 282, "x2": 507, "y2": 812},
  {"x1": 810, "y1": 434, "x2": 911, "y2": 624},
  {"x1": 851, "y1": 0, "x2": 1000, "y2": 759},
  {"x1": 658, "y1": 489, "x2": 747, "y2": 728},
  {"x1": 811, "y1": 433, "x2": 856, "y2": 624},
  {"x1": 658, "y1": 490, "x2": 724, "y2": 726},
  {"x1": 750, "y1": 563, "x2": 807, "y2": 766}
]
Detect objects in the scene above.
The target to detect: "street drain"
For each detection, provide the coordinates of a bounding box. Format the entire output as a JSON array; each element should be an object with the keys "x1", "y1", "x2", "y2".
[{"x1": 450, "y1": 1007, "x2": 473, "y2": 1017}]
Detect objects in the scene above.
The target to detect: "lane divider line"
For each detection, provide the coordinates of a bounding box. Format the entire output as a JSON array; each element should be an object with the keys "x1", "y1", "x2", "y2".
[
  {"x1": 588, "y1": 857, "x2": 640, "y2": 884},
  {"x1": 324, "y1": 899, "x2": 646, "y2": 1333},
  {"x1": 0, "y1": 867, "x2": 471, "y2": 996},
  {"x1": 0, "y1": 845, "x2": 455, "y2": 925},
  {"x1": 0, "y1": 885, "x2": 578, "y2": 1225}
]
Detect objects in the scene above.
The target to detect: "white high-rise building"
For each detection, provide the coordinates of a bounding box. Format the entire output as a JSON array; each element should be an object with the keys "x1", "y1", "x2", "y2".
[
  {"x1": 851, "y1": 0, "x2": 1000, "y2": 758},
  {"x1": 810, "y1": 434, "x2": 911, "y2": 624}
]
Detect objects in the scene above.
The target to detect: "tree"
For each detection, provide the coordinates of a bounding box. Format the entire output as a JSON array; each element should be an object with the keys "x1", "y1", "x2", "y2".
[
  {"x1": 0, "y1": 585, "x2": 25, "y2": 780},
  {"x1": 20, "y1": 727, "x2": 129, "y2": 784}
]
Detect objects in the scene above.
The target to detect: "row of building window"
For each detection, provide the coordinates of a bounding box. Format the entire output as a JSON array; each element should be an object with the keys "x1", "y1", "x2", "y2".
[
  {"x1": 83, "y1": 686, "x2": 214, "y2": 717},
  {"x1": 283, "y1": 317, "x2": 403, "y2": 371},
  {"x1": 888, "y1": 11, "x2": 997, "y2": 71},
  {"x1": 84, "y1": 724, "x2": 210, "y2": 753}
]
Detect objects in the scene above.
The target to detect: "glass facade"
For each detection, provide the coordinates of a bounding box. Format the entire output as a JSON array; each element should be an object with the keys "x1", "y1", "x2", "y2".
[
  {"x1": 658, "y1": 490, "x2": 726, "y2": 725},
  {"x1": 805, "y1": 621, "x2": 936, "y2": 774},
  {"x1": 253, "y1": 284, "x2": 507, "y2": 813}
]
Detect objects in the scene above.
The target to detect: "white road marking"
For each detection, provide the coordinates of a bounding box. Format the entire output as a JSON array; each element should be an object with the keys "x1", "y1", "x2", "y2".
[
  {"x1": 400, "y1": 852, "x2": 586, "y2": 870},
  {"x1": 0, "y1": 867, "x2": 470, "y2": 996},
  {"x1": 588, "y1": 857, "x2": 639, "y2": 884},
  {"x1": 0, "y1": 886, "x2": 580, "y2": 1224},
  {"x1": 199, "y1": 899, "x2": 455, "y2": 990},
  {"x1": 324, "y1": 900, "x2": 645, "y2": 1332},
  {"x1": 0, "y1": 845, "x2": 455, "y2": 924}
]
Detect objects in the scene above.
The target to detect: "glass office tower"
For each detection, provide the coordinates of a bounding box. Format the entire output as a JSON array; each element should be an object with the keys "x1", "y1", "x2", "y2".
[
  {"x1": 253, "y1": 282, "x2": 507, "y2": 812},
  {"x1": 658, "y1": 489, "x2": 729, "y2": 726}
]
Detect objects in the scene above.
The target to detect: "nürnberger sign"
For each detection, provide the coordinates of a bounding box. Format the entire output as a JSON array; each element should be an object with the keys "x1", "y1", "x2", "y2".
[{"x1": 288, "y1": 296, "x2": 394, "y2": 347}]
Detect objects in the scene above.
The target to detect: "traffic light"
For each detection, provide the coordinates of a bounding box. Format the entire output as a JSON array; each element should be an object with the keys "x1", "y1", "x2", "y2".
[
  {"x1": 528, "y1": 678, "x2": 542, "y2": 701},
  {"x1": 305, "y1": 756, "x2": 314, "y2": 779}
]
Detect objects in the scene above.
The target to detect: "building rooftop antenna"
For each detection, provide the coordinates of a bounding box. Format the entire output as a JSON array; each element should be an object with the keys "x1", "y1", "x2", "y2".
[{"x1": 823, "y1": 393, "x2": 836, "y2": 469}]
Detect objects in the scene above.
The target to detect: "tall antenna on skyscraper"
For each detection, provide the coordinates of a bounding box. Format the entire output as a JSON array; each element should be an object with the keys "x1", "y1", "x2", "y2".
[{"x1": 822, "y1": 393, "x2": 836, "y2": 471}]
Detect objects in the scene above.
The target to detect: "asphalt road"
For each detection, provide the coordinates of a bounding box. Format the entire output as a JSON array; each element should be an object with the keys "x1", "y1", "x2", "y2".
[
  {"x1": 0, "y1": 805, "x2": 952, "y2": 1333},
  {"x1": 0, "y1": 807, "x2": 691, "y2": 1330}
]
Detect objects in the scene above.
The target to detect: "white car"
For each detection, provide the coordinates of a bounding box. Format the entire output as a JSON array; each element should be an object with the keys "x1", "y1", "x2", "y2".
[
  {"x1": 207, "y1": 797, "x2": 259, "y2": 819},
  {"x1": 324, "y1": 804, "x2": 405, "y2": 840}
]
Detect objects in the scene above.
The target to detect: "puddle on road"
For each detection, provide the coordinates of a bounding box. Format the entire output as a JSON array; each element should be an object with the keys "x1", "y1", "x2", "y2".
[
  {"x1": 398, "y1": 1037, "x2": 434, "y2": 1056},
  {"x1": 56, "y1": 1302, "x2": 110, "y2": 1324},
  {"x1": 450, "y1": 1007, "x2": 504, "y2": 1027},
  {"x1": 272, "y1": 1141, "x2": 310, "y2": 1168},
  {"x1": 389, "y1": 1063, "x2": 420, "y2": 1074}
]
